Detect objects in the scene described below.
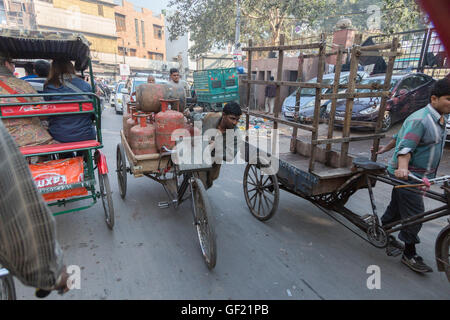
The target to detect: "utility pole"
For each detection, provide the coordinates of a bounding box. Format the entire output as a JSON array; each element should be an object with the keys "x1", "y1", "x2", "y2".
[{"x1": 233, "y1": 0, "x2": 242, "y2": 67}]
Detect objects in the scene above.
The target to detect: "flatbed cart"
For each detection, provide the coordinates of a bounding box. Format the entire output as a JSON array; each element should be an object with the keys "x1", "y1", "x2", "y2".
[{"x1": 240, "y1": 34, "x2": 450, "y2": 280}]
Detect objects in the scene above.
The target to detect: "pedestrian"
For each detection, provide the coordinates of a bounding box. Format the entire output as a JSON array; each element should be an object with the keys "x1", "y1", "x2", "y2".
[
  {"x1": 0, "y1": 120, "x2": 69, "y2": 295},
  {"x1": 168, "y1": 68, "x2": 187, "y2": 112},
  {"x1": 376, "y1": 77, "x2": 450, "y2": 273},
  {"x1": 264, "y1": 76, "x2": 276, "y2": 113}
]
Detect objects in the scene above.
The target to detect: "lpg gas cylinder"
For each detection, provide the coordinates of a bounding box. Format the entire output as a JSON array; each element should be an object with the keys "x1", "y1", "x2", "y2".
[
  {"x1": 122, "y1": 102, "x2": 135, "y2": 133},
  {"x1": 124, "y1": 107, "x2": 138, "y2": 140},
  {"x1": 136, "y1": 83, "x2": 168, "y2": 112},
  {"x1": 129, "y1": 114, "x2": 157, "y2": 155},
  {"x1": 155, "y1": 99, "x2": 184, "y2": 151}
]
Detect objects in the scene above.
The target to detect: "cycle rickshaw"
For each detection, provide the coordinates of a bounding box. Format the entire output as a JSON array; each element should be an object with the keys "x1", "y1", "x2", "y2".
[{"x1": 0, "y1": 29, "x2": 114, "y2": 299}]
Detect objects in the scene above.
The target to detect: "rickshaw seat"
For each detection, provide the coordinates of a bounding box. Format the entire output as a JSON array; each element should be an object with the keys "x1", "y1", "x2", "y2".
[{"x1": 20, "y1": 140, "x2": 100, "y2": 155}]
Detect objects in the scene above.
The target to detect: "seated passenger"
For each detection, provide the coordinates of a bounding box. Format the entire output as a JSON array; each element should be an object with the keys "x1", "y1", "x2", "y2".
[
  {"x1": 24, "y1": 60, "x2": 50, "y2": 93},
  {"x1": 0, "y1": 53, "x2": 53, "y2": 147},
  {"x1": 43, "y1": 59, "x2": 96, "y2": 143}
]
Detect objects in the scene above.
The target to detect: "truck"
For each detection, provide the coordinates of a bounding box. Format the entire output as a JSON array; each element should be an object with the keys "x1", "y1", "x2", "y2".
[{"x1": 193, "y1": 67, "x2": 239, "y2": 112}]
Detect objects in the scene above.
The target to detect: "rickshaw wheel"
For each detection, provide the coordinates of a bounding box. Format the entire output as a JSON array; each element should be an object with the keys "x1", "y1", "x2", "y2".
[
  {"x1": 0, "y1": 272, "x2": 16, "y2": 300},
  {"x1": 116, "y1": 143, "x2": 127, "y2": 199},
  {"x1": 243, "y1": 163, "x2": 279, "y2": 221},
  {"x1": 98, "y1": 172, "x2": 115, "y2": 230},
  {"x1": 441, "y1": 233, "x2": 450, "y2": 281},
  {"x1": 191, "y1": 178, "x2": 216, "y2": 270}
]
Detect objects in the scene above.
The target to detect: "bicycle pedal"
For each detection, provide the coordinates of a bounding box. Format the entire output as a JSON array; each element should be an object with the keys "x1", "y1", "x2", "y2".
[{"x1": 158, "y1": 201, "x2": 170, "y2": 209}]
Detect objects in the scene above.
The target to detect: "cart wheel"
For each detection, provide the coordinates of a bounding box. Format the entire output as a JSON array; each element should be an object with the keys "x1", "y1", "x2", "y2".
[
  {"x1": 243, "y1": 163, "x2": 279, "y2": 221},
  {"x1": 191, "y1": 177, "x2": 216, "y2": 270},
  {"x1": 98, "y1": 172, "x2": 115, "y2": 229},
  {"x1": 0, "y1": 273, "x2": 16, "y2": 300},
  {"x1": 441, "y1": 232, "x2": 450, "y2": 281},
  {"x1": 116, "y1": 143, "x2": 127, "y2": 199}
]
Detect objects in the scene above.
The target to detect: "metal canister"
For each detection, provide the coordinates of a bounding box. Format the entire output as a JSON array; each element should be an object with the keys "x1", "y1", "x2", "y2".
[
  {"x1": 124, "y1": 107, "x2": 138, "y2": 140},
  {"x1": 155, "y1": 99, "x2": 184, "y2": 151},
  {"x1": 129, "y1": 114, "x2": 157, "y2": 155}
]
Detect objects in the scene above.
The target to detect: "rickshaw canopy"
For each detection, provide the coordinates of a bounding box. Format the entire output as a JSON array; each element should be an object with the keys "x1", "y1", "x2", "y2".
[{"x1": 0, "y1": 28, "x2": 91, "y2": 71}]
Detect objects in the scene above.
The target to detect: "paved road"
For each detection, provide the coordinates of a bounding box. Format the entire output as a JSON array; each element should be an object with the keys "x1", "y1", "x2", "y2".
[{"x1": 16, "y1": 105, "x2": 450, "y2": 299}]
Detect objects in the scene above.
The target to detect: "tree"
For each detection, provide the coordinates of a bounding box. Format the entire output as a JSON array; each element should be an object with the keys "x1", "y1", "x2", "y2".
[{"x1": 166, "y1": 0, "x2": 329, "y2": 58}]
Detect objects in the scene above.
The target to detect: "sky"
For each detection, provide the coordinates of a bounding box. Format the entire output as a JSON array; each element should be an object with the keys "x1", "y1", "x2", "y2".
[{"x1": 126, "y1": 0, "x2": 172, "y2": 15}]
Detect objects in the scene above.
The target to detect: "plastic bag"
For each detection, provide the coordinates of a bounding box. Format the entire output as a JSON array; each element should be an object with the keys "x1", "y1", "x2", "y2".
[{"x1": 29, "y1": 157, "x2": 88, "y2": 202}]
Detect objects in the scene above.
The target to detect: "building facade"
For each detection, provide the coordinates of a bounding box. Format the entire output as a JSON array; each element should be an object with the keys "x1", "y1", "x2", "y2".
[
  {"x1": 0, "y1": 0, "x2": 36, "y2": 29},
  {"x1": 114, "y1": 0, "x2": 165, "y2": 62},
  {"x1": 33, "y1": 0, "x2": 118, "y2": 75}
]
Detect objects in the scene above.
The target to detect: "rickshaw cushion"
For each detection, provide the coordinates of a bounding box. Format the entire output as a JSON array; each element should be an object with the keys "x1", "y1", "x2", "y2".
[
  {"x1": 20, "y1": 140, "x2": 100, "y2": 155},
  {"x1": 0, "y1": 102, "x2": 94, "y2": 117},
  {"x1": 352, "y1": 157, "x2": 387, "y2": 170}
]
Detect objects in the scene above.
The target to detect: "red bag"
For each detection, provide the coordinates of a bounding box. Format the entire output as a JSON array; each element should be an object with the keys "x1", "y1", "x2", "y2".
[{"x1": 29, "y1": 157, "x2": 88, "y2": 202}]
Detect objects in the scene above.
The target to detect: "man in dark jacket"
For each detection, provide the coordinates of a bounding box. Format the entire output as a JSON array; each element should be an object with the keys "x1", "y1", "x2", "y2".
[{"x1": 264, "y1": 76, "x2": 276, "y2": 113}]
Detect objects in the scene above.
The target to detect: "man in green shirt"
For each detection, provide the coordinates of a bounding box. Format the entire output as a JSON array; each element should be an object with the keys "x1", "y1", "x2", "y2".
[{"x1": 376, "y1": 78, "x2": 450, "y2": 273}]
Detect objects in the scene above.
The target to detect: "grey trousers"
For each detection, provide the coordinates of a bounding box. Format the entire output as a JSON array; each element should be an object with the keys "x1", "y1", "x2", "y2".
[{"x1": 381, "y1": 176, "x2": 425, "y2": 244}]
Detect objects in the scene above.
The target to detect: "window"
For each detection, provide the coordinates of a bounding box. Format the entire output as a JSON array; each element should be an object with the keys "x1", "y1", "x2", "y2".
[
  {"x1": 135, "y1": 19, "x2": 139, "y2": 45},
  {"x1": 115, "y1": 13, "x2": 126, "y2": 32},
  {"x1": 148, "y1": 52, "x2": 163, "y2": 61},
  {"x1": 118, "y1": 47, "x2": 127, "y2": 56},
  {"x1": 130, "y1": 49, "x2": 137, "y2": 57},
  {"x1": 98, "y1": 4, "x2": 103, "y2": 17},
  {"x1": 141, "y1": 21, "x2": 145, "y2": 47},
  {"x1": 153, "y1": 25, "x2": 162, "y2": 39}
]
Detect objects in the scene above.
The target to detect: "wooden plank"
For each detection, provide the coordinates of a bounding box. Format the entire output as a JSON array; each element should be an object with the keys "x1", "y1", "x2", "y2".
[
  {"x1": 359, "y1": 43, "x2": 398, "y2": 51},
  {"x1": 273, "y1": 34, "x2": 285, "y2": 130},
  {"x1": 242, "y1": 42, "x2": 322, "y2": 51},
  {"x1": 340, "y1": 34, "x2": 362, "y2": 167},
  {"x1": 325, "y1": 46, "x2": 343, "y2": 165},
  {"x1": 322, "y1": 91, "x2": 391, "y2": 99},
  {"x1": 242, "y1": 79, "x2": 322, "y2": 88},
  {"x1": 245, "y1": 39, "x2": 253, "y2": 163},
  {"x1": 313, "y1": 133, "x2": 385, "y2": 145},
  {"x1": 371, "y1": 37, "x2": 399, "y2": 162},
  {"x1": 358, "y1": 50, "x2": 402, "y2": 57},
  {"x1": 332, "y1": 119, "x2": 377, "y2": 127},
  {"x1": 242, "y1": 109, "x2": 316, "y2": 132},
  {"x1": 290, "y1": 53, "x2": 304, "y2": 153},
  {"x1": 308, "y1": 33, "x2": 326, "y2": 172}
]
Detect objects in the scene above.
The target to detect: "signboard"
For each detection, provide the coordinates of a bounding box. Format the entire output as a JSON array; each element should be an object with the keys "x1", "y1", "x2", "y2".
[
  {"x1": 232, "y1": 49, "x2": 242, "y2": 62},
  {"x1": 119, "y1": 64, "x2": 130, "y2": 76}
]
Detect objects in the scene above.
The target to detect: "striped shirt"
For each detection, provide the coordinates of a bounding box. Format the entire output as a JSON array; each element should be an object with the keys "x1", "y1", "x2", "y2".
[
  {"x1": 0, "y1": 120, "x2": 63, "y2": 290},
  {"x1": 388, "y1": 104, "x2": 448, "y2": 179}
]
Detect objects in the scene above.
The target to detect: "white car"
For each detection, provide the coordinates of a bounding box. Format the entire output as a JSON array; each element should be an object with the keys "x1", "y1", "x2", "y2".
[{"x1": 113, "y1": 82, "x2": 126, "y2": 114}]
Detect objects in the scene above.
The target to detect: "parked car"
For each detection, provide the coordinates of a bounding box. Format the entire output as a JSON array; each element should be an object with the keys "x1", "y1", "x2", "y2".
[
  {"x1": 330, "y1": 72, "x2": 436, "y2": 131},
  {"x1": 281, "y1": 71, "x2": 368, "y2": 122},
  {"x1": 113, "y1": 81, "x2": 126, "y2": 114}
]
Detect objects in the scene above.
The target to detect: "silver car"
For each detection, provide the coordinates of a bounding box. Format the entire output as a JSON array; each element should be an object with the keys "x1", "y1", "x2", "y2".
[
  {"x1": 281, "y1": 71, "x2": 368, "y2": 121},
  {"x1": 113, "y1": 82, "x2": 126, "y2": 114}
]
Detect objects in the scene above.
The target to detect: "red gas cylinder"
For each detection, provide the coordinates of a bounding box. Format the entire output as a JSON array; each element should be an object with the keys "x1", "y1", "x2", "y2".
[
  {"x1": 122, "y1": 102, "x2": 135, "y2": 133},
  {"x1": 124, "y1": 107, "x2": 138, "y2": 140},
  {"x1": 129, "y1": 114, "x2": 157, "y2": 155},
  {"x1": 155, "y1": 99, "x2": 184, "y2": 151}
]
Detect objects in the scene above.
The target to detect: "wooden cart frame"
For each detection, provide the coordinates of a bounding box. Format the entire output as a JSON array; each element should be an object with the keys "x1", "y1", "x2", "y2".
[{"x1": 240, "y1": 33, "x2": 450, "y2": 280}]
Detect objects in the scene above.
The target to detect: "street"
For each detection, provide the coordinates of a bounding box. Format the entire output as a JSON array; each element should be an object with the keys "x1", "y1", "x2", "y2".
[{"x1": 16, "y1": 104, "x2": 450, "y2": 300}]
